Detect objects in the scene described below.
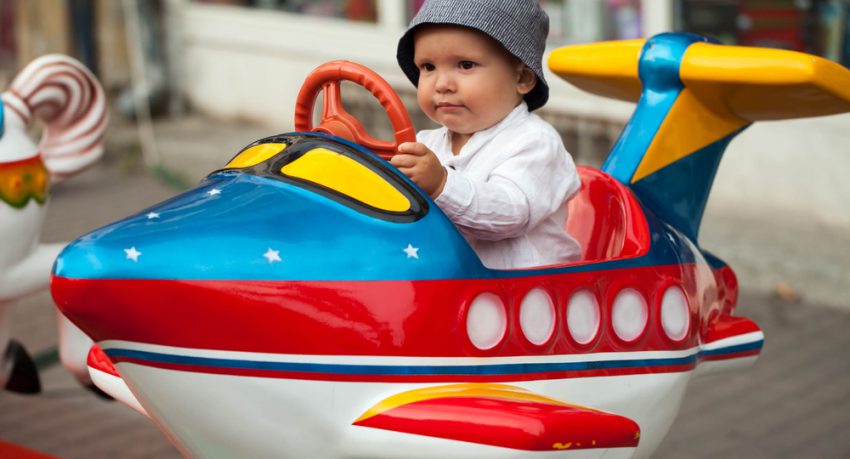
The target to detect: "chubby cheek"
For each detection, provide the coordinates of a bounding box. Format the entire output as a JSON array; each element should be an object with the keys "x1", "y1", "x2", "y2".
[{"x1": 416, "y1": 83, "x2": 437, "y2": 120}]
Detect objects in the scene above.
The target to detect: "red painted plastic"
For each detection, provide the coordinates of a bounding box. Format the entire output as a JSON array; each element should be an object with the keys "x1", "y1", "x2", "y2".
[
  {"x1": 353, "y1": 396, "x2": 640, "y2": 451},
  {"x1": 294, "y1": 60, "x2": 415, "y2": 159},
  {"x1": 87, "y1": 343, "x2": 119, "y2": 377},
  {"x1": 566, "y1": 166, "x2": 650, "y2": 262},
  {"x1": 0, "y1": 440, "x2": 57, "y2": 459},
  {"x1": 54, "y1": 263, "x2": 704, "y2": 365},
  {"x1": 703, "y1": 316, "x2": 762, "y2": 346},
  {"x1": 701, "y1": 264, "x2": 762, "y2": 356}
]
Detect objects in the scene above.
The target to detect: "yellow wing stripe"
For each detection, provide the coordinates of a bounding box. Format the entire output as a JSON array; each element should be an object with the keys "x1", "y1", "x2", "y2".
[
  {"x1": 355, "y1": 383, "x2": 588, "y2": 423},
  {"x1": 548, "y1": 39, "x2": 850, "y2": 120},
  {"x1": 547, "y1": 39, "x2": 644, "y2": 103},
  {"x1": 680, "y1": 42, "x2": 850, "y2": 120}
]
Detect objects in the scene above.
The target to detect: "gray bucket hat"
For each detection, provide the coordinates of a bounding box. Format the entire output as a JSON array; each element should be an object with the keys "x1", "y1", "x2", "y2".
[{"x1": 397, "y1": 0, "x2": 550, "y2": 111}]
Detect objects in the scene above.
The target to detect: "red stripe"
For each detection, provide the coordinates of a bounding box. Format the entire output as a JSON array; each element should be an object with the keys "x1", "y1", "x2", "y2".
[
  {"x1": 53, "y1": 266, "x2": 709, "y2": 358},
  {"x1": 5, "y1": 90, "x2": 33, "y2": 124},
  {"x1": 0, "y1": 156, "x2": 44, "y2": 169},
  {"x1": 87, "y1": 344, "x2": 119, "y2": 377}
]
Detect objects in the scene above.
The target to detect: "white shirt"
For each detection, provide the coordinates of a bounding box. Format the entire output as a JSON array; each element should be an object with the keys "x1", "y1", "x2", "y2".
[{"x1": 419, "y1": 102, "x2": 582, "y2": 269}]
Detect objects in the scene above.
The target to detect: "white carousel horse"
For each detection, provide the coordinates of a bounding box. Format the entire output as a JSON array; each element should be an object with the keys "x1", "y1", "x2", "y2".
[{"x1": 0, "y1": 55, "x2": 107, "y2": 393}]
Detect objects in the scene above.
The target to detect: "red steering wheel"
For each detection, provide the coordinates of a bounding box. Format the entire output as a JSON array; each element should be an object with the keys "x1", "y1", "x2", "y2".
[{"x1": 294, "y1": 60, "x2": 415, "y2": 160}]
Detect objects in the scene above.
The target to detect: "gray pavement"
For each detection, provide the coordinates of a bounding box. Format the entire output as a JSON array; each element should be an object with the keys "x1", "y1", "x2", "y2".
[{"x1": 1, "y1": 117, "x2": 849, "y2": 458}]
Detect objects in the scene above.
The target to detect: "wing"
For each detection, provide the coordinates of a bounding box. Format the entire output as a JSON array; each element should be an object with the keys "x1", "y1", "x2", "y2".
[{"x1": 353, "y1": 384, "x2": 640, "y2": 452}]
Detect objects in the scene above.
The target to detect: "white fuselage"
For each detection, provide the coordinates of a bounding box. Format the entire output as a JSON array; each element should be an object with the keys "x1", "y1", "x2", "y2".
[{"x1": 105, "y1": 340, "x2": 701, "y2": 459}]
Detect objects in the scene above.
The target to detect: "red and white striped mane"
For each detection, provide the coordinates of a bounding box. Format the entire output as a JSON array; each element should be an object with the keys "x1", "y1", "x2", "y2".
[{"x1": 1, "y1": 54, "x2": 107, "y2": 181}]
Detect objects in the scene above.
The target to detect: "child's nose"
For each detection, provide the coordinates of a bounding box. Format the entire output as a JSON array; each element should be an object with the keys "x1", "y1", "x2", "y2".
[{"x1": 434, "y1": 71, "x2": 454, "y2": 93}]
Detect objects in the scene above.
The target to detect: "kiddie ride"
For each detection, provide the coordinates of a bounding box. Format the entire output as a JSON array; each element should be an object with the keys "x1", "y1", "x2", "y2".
[
  {"x1": 1, "y1": 55, "x2": 106, "y2": 394},
  {"x1": 51, "y1": 34, "x2": 850, "y2": 458}
]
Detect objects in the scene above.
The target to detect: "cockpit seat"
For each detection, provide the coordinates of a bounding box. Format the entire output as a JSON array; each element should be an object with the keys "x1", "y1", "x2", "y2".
[{"x1": 566, "y1": 166, "x2": 649, "y2": 262}]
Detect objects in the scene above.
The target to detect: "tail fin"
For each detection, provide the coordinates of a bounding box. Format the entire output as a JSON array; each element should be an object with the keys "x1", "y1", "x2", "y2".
[{"x1": 549, "y1": 33, "x2": 850, "y2": 241}]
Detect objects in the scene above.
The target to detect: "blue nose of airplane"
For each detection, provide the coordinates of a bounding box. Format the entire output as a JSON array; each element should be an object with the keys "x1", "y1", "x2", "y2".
[
  {"x1": 53, "y1": 159, "x2": 483, "y2": 285},
  {"x1": 54, "y1": 172, "x2": 318, "y2": 282},
  {"x1": 56, "y1": 172, "x2": 474, "y2": 284}
]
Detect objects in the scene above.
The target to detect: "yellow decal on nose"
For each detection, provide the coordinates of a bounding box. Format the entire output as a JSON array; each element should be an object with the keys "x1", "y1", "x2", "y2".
[
  {"x1": 225, "y1": 143, "x2": 287, "y2": 169},
  {"x1": 281, "y1": 148, "x2": 410, "y2": 212}
]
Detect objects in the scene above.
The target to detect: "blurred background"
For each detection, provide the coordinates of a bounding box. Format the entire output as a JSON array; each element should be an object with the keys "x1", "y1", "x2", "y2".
[
  {"x1": 2, "y1": 0, "x2": 849, "y2": 232},
  {"x1": 1, "y1": 1, "x2": 849, "y2": 458}
]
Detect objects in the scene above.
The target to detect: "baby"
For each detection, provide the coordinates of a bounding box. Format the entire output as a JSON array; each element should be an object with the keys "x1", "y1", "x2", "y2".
[{"x1": 391, "y1": 0, "x2": 582, "y2": 269}]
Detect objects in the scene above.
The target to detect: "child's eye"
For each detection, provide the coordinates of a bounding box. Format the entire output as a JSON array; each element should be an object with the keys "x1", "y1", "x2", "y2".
[
  {"x1": 420, "y1": 63, "x2": 435, "y2": 72},
  {"x1": 459, "y1": 61, "x2": 476, "y2": 70}
]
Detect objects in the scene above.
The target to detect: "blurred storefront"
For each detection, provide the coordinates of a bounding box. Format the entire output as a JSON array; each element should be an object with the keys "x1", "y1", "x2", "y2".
[
  {"x1": 2, "y1": 1, "x2": 849, "y2": 123},
  {"x1": 6, "y1": 0, "x2": 850, "y2": 126},
  {"x1": 172, "y1": 0, "x2": 678, "y2": 153},
  {"x1": 676, "y1": 0, "x2": 850, "y2": 67},
  {"x1": 174, "y1": 0, "x2": 850, "y2": 123}
]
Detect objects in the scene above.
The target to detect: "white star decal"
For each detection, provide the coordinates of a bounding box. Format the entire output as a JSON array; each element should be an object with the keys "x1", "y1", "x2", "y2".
[
  {"x1": 263, "y1": 248, "x2": 281, "y2": 263},
  {"x1": 124, "y1": 247, "x2": 142, "y2": 262},
  {"x1": 146, "y1": 212, "x2": 160, "y2": 219},
  {"x1": 207, "y1": 188, "x2": 222, "y2": 196},
  {"x1": 403, "y1": 244, "x2": 419, "y2": 259}
]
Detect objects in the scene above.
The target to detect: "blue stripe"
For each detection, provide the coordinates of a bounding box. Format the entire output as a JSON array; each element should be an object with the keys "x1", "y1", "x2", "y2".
[
  {"x1": 105, "y1": 341, "x2": 762, "y2": 377},
  {"x1": 698, "y1": 340, "x2": 763, "y2": 358}
]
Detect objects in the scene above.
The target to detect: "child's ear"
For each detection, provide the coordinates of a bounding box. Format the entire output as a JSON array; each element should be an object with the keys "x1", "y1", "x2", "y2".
[{"x1": 516, "y1": 65, "x2": 537, "y2": 96}]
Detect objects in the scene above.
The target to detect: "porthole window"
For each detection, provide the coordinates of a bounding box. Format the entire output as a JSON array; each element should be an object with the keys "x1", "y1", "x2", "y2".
[
  {"x1": 466, "y1": 293, "x2": 507, "y2": 350},
  {"x1": 566, "y1": 289, "x2": 600, "y2": 345},
  {"x1": 612, "y1": 288, "x2": 648, "y2": 342},
  {"x1": 661, "y1": 285, "x2": 690, "y2": 341},
  {"x1": 519, "y1": 288, "x2": 556, "y2": 346}
]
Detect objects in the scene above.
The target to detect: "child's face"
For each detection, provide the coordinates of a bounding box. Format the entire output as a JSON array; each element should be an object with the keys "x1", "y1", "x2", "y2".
[{"x1": 413, "y1": 25, "x2": 535, "y2": 136}]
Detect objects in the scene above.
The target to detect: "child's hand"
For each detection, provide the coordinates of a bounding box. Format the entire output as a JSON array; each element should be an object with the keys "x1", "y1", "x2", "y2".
[{"x1": 391, "y1": 142, "x2": 447, "y2": 198}]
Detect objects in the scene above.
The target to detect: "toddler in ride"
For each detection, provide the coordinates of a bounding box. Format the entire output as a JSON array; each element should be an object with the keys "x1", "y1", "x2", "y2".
[{"x1": 391, "y1": 0, "x2": 581, "y2": 269}]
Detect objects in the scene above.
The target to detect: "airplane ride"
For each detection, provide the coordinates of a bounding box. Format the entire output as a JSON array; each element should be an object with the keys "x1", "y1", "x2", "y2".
[{"x1": 51, "y1": 33, "x2": 850, "y2": 458}]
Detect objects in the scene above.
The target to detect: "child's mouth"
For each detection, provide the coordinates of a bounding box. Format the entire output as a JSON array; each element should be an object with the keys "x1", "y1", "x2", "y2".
[{"x1": 436, "y1": 103, "x2": 464, "y2": 111}]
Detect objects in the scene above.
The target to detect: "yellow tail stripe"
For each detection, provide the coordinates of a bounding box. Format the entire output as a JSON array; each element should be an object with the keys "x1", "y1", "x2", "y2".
[{"x1": 632, "y1": 88, "x2": 749, "y2": 182}]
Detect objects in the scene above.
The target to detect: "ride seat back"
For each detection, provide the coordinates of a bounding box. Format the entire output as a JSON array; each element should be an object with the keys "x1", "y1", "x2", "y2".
[{"x1": 566, "y1": 166, "x2": 649, "y2": 262}]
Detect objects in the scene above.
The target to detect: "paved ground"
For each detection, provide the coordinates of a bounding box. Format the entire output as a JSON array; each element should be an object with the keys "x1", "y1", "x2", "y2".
[{"x1": 1, "y1": 118, "x2": 848, "y2": 458}]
